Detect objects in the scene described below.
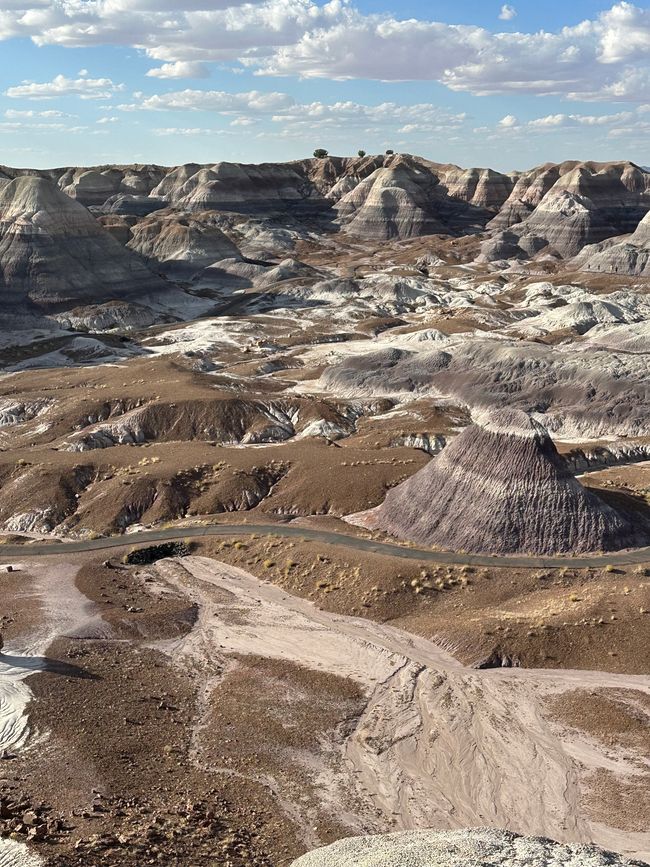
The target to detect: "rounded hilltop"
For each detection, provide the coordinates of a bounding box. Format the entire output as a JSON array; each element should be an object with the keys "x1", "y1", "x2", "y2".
[
  {"x1": 347, "y1": 409, "x2": 649, "y2": 556},
  {"x1": 290, "y1": 828, "x2": 645, "y2": 867},
  {"x1": 0, "y1": 174, "x2": 166, "y2": 310}
]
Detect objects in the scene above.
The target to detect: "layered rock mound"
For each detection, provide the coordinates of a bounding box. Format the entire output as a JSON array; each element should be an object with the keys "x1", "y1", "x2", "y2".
[
  {"x1": 127, "y1": 209, "x2": 240, "y2": 278},
  {"x1": 150, "y1": 161, "x2": 316, "y2": 213},
  {"x1": 334, "y1": 163, "x2": 446, "y2": 239},
  {"x1": 480, "y1": 161, "x2": 650, "y2": 262},
  {"x1": 572, "y1": 210, "x2": 650, "y2": 276},
  {"x1": 0, "y1": 176, "x2": 166, "y2": 311},
  {"x1": 290, "y1": 829, "x2": 645, "y2": 867},
  {"x1": 348, "y1": 409, "x2": 645, "y2": 555}
]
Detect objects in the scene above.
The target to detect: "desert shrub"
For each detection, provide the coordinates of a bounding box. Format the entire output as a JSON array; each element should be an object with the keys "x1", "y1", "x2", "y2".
[{"x1": 125, "y1": 541, "x2": 190, "y2": 565}]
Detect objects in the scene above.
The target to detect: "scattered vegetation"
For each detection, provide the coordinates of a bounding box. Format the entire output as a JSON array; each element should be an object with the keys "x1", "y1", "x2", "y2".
[{"x1": 124, "y1": 541, "x2": 190, "y2": 565}]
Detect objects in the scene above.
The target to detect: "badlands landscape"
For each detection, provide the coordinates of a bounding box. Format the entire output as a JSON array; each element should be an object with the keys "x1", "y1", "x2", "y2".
[{"x1": 0, "y1": 153, "x2": 649, "y2": 867}]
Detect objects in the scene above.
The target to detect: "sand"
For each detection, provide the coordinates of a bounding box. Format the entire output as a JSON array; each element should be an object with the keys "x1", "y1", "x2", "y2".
[{"x1": 154, "y1": 556, "x2": 650, "y2": 861}]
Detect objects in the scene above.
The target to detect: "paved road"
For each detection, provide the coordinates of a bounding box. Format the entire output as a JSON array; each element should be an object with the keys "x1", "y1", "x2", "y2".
[{"x1": 2, "y1": 523, "x2": 650, "y2": 569}]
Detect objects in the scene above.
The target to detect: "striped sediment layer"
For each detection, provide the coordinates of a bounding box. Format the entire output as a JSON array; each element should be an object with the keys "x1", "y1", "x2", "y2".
[{"x1": 348, "y1": 409, "x2": 647, "y2": 556}]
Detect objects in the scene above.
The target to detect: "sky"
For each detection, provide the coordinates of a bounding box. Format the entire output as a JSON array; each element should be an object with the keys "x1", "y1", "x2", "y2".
[{"x1": 0, "y1": 0, "x2": 649, "y2": 171}]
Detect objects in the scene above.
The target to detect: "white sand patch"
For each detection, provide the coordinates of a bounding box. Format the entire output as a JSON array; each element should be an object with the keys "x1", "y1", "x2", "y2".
[
  {"x1": 0, "y1": 562, "x2": 91, "y2": 756},
  {"x1": 0, "y1": 839, "x2": 43, "y2": 867},
  {"x1": 0, "y1": 562, "x2": 97, "y2": 862}
]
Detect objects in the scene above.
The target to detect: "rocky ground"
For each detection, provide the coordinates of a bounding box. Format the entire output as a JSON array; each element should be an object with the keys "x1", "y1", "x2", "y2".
[{"x1": 0, "y1": 548, "x2": 648, "y2": 865}]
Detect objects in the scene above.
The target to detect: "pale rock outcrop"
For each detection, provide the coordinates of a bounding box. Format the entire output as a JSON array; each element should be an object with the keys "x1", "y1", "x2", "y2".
[
  {"x1": 443, "y1": 166, "x2": 514, "y2": 210},
  {"x1": 321, "y1": 348, "x2": 452, "y2": 396},
  {"x1": 0, "y1": 176, "x2": 167, "y2": 311},
  {"x1": 572, "y1": 210, "x2": 650, "y2": 276},
  {"x1": 291, "y1": 829, "x2": 645, "y2": 867},
  {"x1": 59, "y1": 168, "x2": 123, "y2": 206},
  {"x1": 52, "y1": 300, "x2": 158, "y2": 332},
  {"x1": 514, "y1": 189, "x2": 618, "y2": 258},
  {"x1": 320, "y1": 336, "x2": 650, "y2": 439},
  {"x1": 150, "y1": 161, "x2": 314, "y2": 213},
  {"x1": 334, "y1": 164, "x2": 445, "y2": 239},
  {"x1": 57, "y1": 164, "x2": 167, "y2": 206},
  {"x1": 127, "y1": 209, "x2": 240, "y2": 278},
  {"x1": 487, "y1": 163, "x2": 565, "y2": 230},
  {"x1": 483, "y1": 161, "x2": 650, "y2": 260}
]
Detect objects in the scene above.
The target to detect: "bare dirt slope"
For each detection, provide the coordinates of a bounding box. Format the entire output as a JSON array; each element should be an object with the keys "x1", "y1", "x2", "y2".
[{"x1": 155, "y1": 556, "x2": 650, "y2": 860}]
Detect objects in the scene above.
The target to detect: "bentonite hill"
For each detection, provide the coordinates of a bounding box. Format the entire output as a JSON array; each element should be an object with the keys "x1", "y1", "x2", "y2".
[{"x1": 348, "y1": 409, "x2": 650, "y2": 555}]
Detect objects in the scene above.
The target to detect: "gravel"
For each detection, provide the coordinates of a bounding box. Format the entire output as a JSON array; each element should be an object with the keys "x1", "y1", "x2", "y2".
[{"x1": 290, "y1": 829, "x2": 647, "y2": 867}]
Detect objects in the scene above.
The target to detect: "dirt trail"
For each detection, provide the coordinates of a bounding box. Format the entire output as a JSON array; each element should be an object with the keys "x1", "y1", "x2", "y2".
[{"x1": 156, "y1": 556, "x2": 650, "y2": 862}]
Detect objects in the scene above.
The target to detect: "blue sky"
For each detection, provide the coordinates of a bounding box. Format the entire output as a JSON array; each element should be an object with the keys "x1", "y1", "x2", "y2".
[{"x1": 0, "y1": 1, "x2": 648, "y2": 171}]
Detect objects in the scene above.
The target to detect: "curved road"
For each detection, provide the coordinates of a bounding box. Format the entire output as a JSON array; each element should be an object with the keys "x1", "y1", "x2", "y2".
[{"x1": 2, "y1": 523, "x2": 650, "y2": 569}]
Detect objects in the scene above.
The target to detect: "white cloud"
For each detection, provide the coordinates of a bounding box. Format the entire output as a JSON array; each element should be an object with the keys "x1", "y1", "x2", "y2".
[
  {"x1": 269, "y1": 101, "x2": 467, "y2": 131},
  {"x1": 5, "y1": 73, "x2": 124, "y2": 100},
  {"x1": 120, "y1": 88, "x2": 295, "y2": 114},
  {"x1": 253, "y1": 2, "x2": 650, "y2": 102},
  {"x1": 526, "y1": 110, "x2": 633, "y2": 128},
  {"x1": 117, "y1": 90, "x2": 470, "y2": 140},
  {"x1": 0, "y1": 120, "x2": 88, "y2": 133},
  {"x1": 153, "y1": 126, "x2": 233, "y2": 136},
  {"x1": 0, "y1": 0, "x2": 344, "y2": 62},
  {"x1": 146, "y1": 61, "x2": 210, "y2": 79},
  {"x1": 4, "y1": 108, "x2": 72, "y2": 118},
  {"x1": 0, "y1": 2, "x2": 648, "y2": 104},
  {"x1": 598, "y1": 1, "x2": 650, "y2": 63},
  {"x1": 491, "y1": 106, "x2": 645, "y2": 139},
  {"x1": 499, "y1": 5, "x2": 516, "y2": 22}
]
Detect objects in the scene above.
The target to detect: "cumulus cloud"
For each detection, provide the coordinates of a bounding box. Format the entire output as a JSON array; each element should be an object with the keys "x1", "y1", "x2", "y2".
[
  {"x1": 598, "y1": 1, "x2": 650, "y2": 62},
  {"x1": 0, "y1": 0, "x2": 345, "y2": 61},
  {"x1": 0, "y1": 1, "x2": 649, "y2": 103},
  {"x1": 153, "y1": 126, "x2": 233, "y2": 136},
  {"x1": 269, "y1": 100, "x2": 467, "y2": 132},
  {"x1": 253, "y1": 2, "x2": 650, "y2": 102},
  {"x1": 526, "y1": 110, "x2": 633, "y2": 128},
  {"x1": 491, "y1": 106, "x2": 647, "y2": 140},
  {"x1": 146, "y1": 61, "x2": 210, "y2": 79},
  {"x1": 4, "y1": 108, "x2": 72, "y2": 118},
  {"x1": 5, "y1": 73, "x2": 124, "y2": 100},
  {"x1": 120, "y1": 90, "x2": 469, "y2": 135},
  {"x1": 120, "y1": 88, "x2": 296, "y2": 113},
  {"x1": 499, "y1": 5, "x2": 517, "y2": 21}
]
